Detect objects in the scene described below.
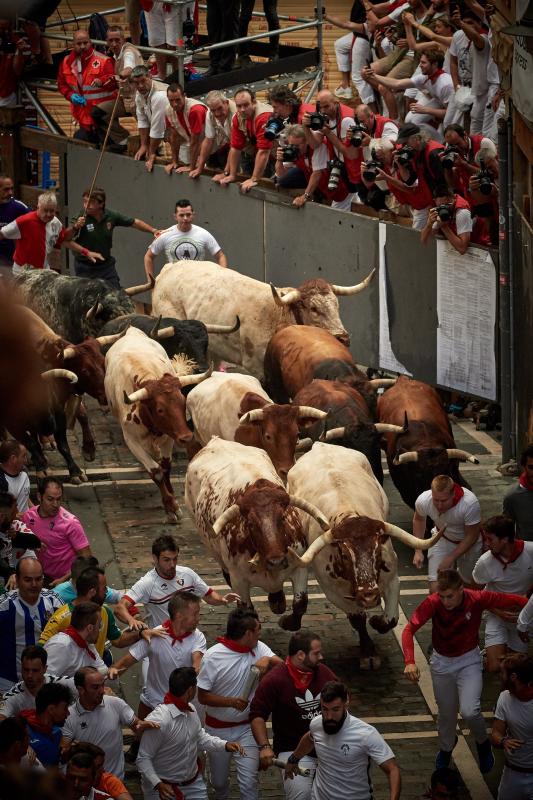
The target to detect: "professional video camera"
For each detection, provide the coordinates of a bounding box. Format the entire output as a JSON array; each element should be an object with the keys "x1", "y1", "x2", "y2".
[
  {"x1": 348, "y1": 121, "x2": 368, "y2": 148},
  {"x1": 282, "y1": 144, "x2": 300, "y2": 162},
  {"x1": 327, "y1": 159, "x2": 342, "y2": 192},
  {"x1": 264, "y1": 116, "x2": 286, "y2": 141},
  {"x1": 183, "y1": 8, "x2": 196, "y2": 47},
  {"x1": 394, "y1": 144, "x2": 415, "y2": 166},
  {"x1": 441, "y1": 145, "x2": 460, "y2": 170},
  {"x1": 362, "y1": 148, "x2": 383, "y2": 183},
  {"x1": 434, "y1": 203, "x2": 453, "y2": 222},
  {"x1": 308, "y1": 103, "x2": 327, "y2": 131},
  {"x1": 476, "y1": 158, "x2": 493, "y2": 196}
]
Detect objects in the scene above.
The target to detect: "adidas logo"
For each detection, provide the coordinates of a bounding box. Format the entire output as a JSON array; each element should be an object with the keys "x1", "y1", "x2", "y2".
[{"x1": 295, "y1": 689, "x2": 321, "y2": 719}]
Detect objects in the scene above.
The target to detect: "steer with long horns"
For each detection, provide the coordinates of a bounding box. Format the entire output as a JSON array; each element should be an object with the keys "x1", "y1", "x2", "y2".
[
  {"x1": 185, "y1": 437, "x2": 331, "y2": 631},
  {"x1": 186, "y1": 372, "x2": 328, "y2": 480},
  {"x1": 105, "y1": 327, "x2": 213, "y2": 522},
  {"x1": 151, "y1": 260, "x2": 375, "y2": 381},
  {"x1": 378, "y1": 375, "x2": 479, "y2": 509},
  {"x1": 287, "y1": 442, "x2": 443, "y2": 669}
]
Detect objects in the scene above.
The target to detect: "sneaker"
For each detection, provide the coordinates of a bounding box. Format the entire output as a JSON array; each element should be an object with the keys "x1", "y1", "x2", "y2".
[
  {"x1": 334, "y1": 86, "x2": 353, "y2": 99},
  {"x1": 435, "y1": 736, "x2": 457, "y2": 769},
  {"x1": 476, "y1": 739, "x2": 495, "y2": 773}
]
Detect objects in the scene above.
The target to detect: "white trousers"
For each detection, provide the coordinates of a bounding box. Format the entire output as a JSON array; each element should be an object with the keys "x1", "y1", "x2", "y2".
[
  {"x1": 443, "y1": 86, "x2": 473, "y2": 128},
  {"x1": 334, "y1": 33, "x2": 374, "y2": 104},
  {"x1": 470, "y1": 91, "x2": 488, "y2": 134},
  {"x1": 205, "y1": 724, "x2": 259, "y2": 800},
  {"x1": 430, "y1": 647, "x2": 487, "y2": 752},
  {"x1": 427, "y1": 533, "x2": 483, "y2": 584},
  {"x1": 331, "y1": 193, "x2": 356, "y2": 212},
  {"x1": 498, "y1": 766, "x2": 533, "y2": 800},
  {"x1": 485, "y1": 612, "x2": 529, "y2": 653},
  {"x1": 279, "y1": 751, "x2": 316, "y2": 800},
  {"x1": 142, "y1": 772, "x2": 208, "y2": 800},
  {"x1": 411, "y1": 206, "x2": 431, "y2": 231}
]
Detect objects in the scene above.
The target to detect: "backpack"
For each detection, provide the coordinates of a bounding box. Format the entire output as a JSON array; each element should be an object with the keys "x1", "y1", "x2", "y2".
[{"x1": 88, "y1": 13, "x2": 109, "y2": 53}]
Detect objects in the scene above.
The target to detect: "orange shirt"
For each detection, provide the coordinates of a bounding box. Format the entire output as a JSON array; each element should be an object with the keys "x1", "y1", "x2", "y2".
[{"x1": 98, "y1": 772, "x2": 129, "y2": 798}]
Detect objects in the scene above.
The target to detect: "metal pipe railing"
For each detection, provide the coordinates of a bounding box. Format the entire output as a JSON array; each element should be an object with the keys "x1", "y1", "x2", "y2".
[
  {"x1": 43, "y1": 31, "x2": 192, "y2": 59},
  {"x1": 197, "y1": 4, "x2": 312, "y2": 24},
  {"x1": 20, "y1": 82, "x2": 64, "y2": 136},
  {"x1": 45, "y1": 7, "x2": 126, "y2": 28},
  {"x1": 192, "y1": 20, "x2": 320, "y2": 54}
]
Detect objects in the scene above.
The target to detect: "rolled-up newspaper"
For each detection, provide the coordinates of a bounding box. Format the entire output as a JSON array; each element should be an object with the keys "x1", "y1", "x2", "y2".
[
  {"x1": 239, "y1": 665, "x2": 261, "y2": 700},
  {"x1": 272, "y1": 758, "x2": 312, "y2": 777}
]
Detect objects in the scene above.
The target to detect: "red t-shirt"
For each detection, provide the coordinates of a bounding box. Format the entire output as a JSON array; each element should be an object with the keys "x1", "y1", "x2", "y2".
[
  {"x1": 402, "y1": 589, "x2": 527, "y2": 663},
  {"x1": 230, "y1": 111, "x2": 273, "y2": 151},
  {"x1": 172, "y1": 104, "x2": 208, "y2": 137},
  {"x1": 1, "y1": 210, "x2": 66, "y2": 269}
]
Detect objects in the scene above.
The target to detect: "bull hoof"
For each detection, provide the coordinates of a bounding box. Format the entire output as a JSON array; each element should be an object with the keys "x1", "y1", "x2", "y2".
[
  {"x1": 278, "y1": 614, "x2": 302, "y2": 632},
  {"x1": 360, "y1": 655, "x2": 381, "y2": 670},
  {"x1": 268, "y1": 591, "x2": 286, "y2": 615},
  {"x1": 166, "y1": 508, "x2": 183, "y2": 524},
  {"x1": 82, "y1": 448, "x2": 96, "y2": 462},
  {"x1": 369, "y1": 615, "x2": 398, "y2": 634},
  {"x1": 69, "y1": 473, "x2": 87, "y2": 485}
]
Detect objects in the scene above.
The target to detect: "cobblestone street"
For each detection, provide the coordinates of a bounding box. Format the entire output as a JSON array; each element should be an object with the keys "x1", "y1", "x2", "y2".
[{"x1": 46, "y1": 401, "x2": 518, "y2": 800}]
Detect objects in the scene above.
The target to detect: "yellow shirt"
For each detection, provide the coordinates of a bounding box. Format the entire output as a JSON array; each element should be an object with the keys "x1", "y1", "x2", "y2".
[{"x1": 39, "y1": 602, "x2": 120, "y2": 656}]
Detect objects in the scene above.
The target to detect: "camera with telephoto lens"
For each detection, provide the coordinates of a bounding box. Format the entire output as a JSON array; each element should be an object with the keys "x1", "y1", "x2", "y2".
[
  {"x1": 349, "y1": 121, "x2": 368, "y2": 148},
  {"x1": 476, "y1": 158, "x2": 493, "y2": 196},
  {"x1": 327, "y1": 159, "x2": 342, "y2": 192},
  {"x1": 282, "y1": 144, "x2": 300, "y2": 162},
  {"x1": 394, "y1": 144, "x2": 415, "y2": 166},
  {"x1": 362, "y1": 148, "x2": 383, "y2": 183},
  {"x1": 441, "y1": 145, "x2": 459, "y2": 170},
  {"x1": 308, "y1": 103, "x2": 327, "y2": 131},
  {"x1": 264, "y1": 116, "x2": 286, "y2": 141},
  {"x1": 435, "y1": 203, "x2": 453, "y2": 222}
]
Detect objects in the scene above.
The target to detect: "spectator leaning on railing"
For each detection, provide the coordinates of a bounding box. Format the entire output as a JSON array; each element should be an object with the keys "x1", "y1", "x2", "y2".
[
  {"x1": 189, "y1": 91, "x2": 237, "y2": 179},
  {"x1": 131, "y1": 65, "x2": 168, "y2": 173},
  {"x1": 164, "y1": 83, "x2": 208, "y2": 176},
  {"x1": 420, "y1": 186, "x2": 473, "y2": 254}
]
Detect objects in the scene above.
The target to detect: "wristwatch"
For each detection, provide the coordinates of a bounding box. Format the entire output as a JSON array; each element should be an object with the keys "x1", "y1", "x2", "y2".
[
  {"x1": 258, "y1": 744, "x2": 271, "y2": 751},
  {"x1": 287, "y1": 753, "x2": 300, "y2": 764},
  {"x1": 223, "y1": 170, "x2": 230, "y2": 176},
  {"x1": 303, "y1": 192, "x2": 312, "y2": 200}
]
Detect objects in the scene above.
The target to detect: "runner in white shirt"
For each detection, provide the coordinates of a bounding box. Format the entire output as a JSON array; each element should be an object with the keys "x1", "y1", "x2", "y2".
[
  {"x1": 413, "y1": 474, "x2": 482, "y2": 591},
  {"x1": 0, "y1": 645, "x2": 74, "y2": 720},
  {"x1": 491, "y1": 654, "x2": 533, "y2": 800},
  {"x1": 43, "y1": 601, "x2": 107, "y2": 677},
  {"x1": 61, "y1": 666, "x2": 157, "y2": 780},
  {"x1": 138, "y1": 666, "x2": 245, "y2": 800},
  {"x1": 285, "y1": 680, "x2": 400, "y2": 800},
  {"x1": 472, "y1": 516, "x2": 533, "y2": 672},
  {"x1": 109, "y1": 592, "x2": 206, "y2": 714},
  {"x1": 197, "y1": 609, "x2": 282, "y2": 800},
  {"x1": 118, "y1": 534, "x2": 239, "y2": 630},
  {"x1": 0, "y1": 441, "x2": 31, "y2": 513}
]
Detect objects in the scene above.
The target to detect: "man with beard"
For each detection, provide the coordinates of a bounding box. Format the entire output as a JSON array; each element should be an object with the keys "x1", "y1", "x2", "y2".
[
  {"x1": 250, "y1": 630, "x2": 337, "y2": 799},
  {"x1": 285, "y1": 681, "x2": 400, "y2": 800}
]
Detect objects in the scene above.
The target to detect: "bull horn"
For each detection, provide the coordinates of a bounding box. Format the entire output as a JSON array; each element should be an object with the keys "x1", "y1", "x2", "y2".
[
  {"x1": 205, "y1": 316, "x2": 240, "y2": 334},
  {"x1": 295, "y1": 437, "x2": 313, "y2": 452},
  {"x1": 445, "y1": 448, "x2": 480, "y2": 464},
  {"x1": 297, "y1": 530, "x2": 335, "y2": 566},
  {"x1": 124, "y1": 387, "x2": 149, "y2": 405},
  {"x1": 212, "y1": 503, "x2": 240, "y2": 535},
  {"x1": 178, "y1": 363, "x2": 214, "y2": 388},
  {"x1": 239, "y1": 408, "x2": 264, "y2": 425},
  {"x1": 393, "y1": 451, "x2": 419, "y2": 465},
  {"x1": 375, "y1": 423, "x2": 405, "y2": 434},
  {"x1": 331, "y1": 268, "x2": 376, "y2": 296},
  {"x1": 297, "y1": 406, "x2": 328, "y2": 420},
  {"x1": 94, "y1": 331, "x2": 127, "y2": 347},
  {"x1": 86, "y1": 300, "x2": 103, "y2": 321},
  {"x1": 270, "y1": 284, "x2": 301, "y2": 306},
  {"x1": 289, "y1": 496, "x2": 330, "y2": 532},
  {"x1": 156, "y1": 326, "x2": 176, "y2": 340},
  {"x1": 41, "y1": 368, "x2": 78, "y2": 384},
  {"x1": 62, "y1": 347, "x2": 76, "y2": 360},
  {"x1": 149, "y1": 315, "x2": 162, "y2": 339},
  {"x1": 124, "y1": 275, "x2": 155, "y2": 296},
  {"x1": 385, "y1": 522, "x2": 446, "y2": 551},
  {"x1": 368, "y1": 378, "x2": 397, "y2": 389},
  {"x1": 248, "y1": 552, "x2": 261, "y2": 567},
  {"x1": 322, "y1": 426, "x2": 346, "y2": 441}
]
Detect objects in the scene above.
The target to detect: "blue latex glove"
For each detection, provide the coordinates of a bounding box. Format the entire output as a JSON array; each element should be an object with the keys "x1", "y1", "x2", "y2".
[{"x1": 71, "y1": 93, "x2": 87, "y2": 106}]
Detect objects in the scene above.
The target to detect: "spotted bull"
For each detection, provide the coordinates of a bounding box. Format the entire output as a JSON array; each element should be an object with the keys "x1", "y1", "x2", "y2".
[
  {"x1": 377, "y1": 376, "x2": 479, "y2": 508},
  {"x1": 152, "y1": 261, "x2": 374, "y2": 381},
  {"x1": 288, "y1": 442, "x2": 442, "y2": 668},
  {"x1": 104, "y1": 327, "x2": 213, "y2": 522},
  {"x1": 186, "y1": 372, "x2": 327, "y2": 480},
  {"x1": 14, "y1": 270, "x2": 154, "y2": 343},
  {"x1": 185, "y1": 438, "x2": 331, "y2": 630}
]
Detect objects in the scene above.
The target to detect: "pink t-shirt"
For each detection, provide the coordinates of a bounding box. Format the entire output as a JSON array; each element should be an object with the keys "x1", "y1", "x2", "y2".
[{"x1": 22, "y1": 506, "x2": 89, "y2": 579}]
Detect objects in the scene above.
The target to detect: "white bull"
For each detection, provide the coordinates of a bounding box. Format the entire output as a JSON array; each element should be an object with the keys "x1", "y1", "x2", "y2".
[
  {"x1": 151, "y1": 261, "x2": 374, "y2": 381},
  {"x1": 184, "y1": 437, "x2": 330, "y2": 630},
  {"x1": 105, "y1": 327, "x2": 212, "y2": 522},
  {"x1": 288, "y1": 442, "x2": 442, "y2": 669}
]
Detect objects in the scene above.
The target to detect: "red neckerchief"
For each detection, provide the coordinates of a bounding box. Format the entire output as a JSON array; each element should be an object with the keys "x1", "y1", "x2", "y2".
[
  {"x1": 64, "y1": 625, "x2": 96, "y2": 660},
  {"x1": 163, "y1": 691, "x2": 193, "y2": 712},
  {"x1": 451, "y1": 483, "x2": 464, "y2": 507},
  {"x1": 163, "y1": 619, "x2": 193, "y2": 646},
  {"x1": 519, "y1": 472, "x2": 533, "y2": 491},
  {"x1": 285, "y1": 657, "x2": 313, "y2": 692},
  {"x1": 492, "y1": 539, "x2": 525, "y2": 569},
  {"x1": 427, "y1": 68, "x2": 445, "y2": 84},
  {"x1": 217, "y1": 636, "x2": 255, "y2": 656},
  {"x1": 20, "y1": 709, "x2": 53, "y2": 736}
]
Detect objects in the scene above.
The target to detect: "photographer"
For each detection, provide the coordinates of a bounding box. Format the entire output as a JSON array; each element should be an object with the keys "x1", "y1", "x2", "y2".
[
  {"x1": 274, "y1": 124, "x2": 330, "y2": 208},
  {"x1": 442, "y1": 123, "x2": 496, "y2": 197},
  {"x1": 215, "y1": 87, "x2": 274, "y2": 194},
  {"x1": 359, "y1": 137, "x2": 395, "y2": 211},
  {"x1": 265, "y1": 87, "x2": 314, "y2": 188},
  {"x1": 0, "y1": 19, "x2": 30, "y2": 108},
  {"x1": 189, "y1": 91, "x2": 237, "y2": 179},
  {"x1": 420, "y1": 188, "x2": 472, "y2": 254},
  {"x1": 467, "y1": 140, "x2": 499, "y2": 246}
]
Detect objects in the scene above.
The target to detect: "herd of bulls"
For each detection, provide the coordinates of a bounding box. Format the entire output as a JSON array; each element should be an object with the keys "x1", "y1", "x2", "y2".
[{"x1": 2, "y1": 260, "x2": 480, "y2": 667}]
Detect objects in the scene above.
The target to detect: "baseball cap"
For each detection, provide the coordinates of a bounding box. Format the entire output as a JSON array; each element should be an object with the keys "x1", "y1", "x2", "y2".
[{"x1": 396, "y1": 123, "x2": 421, "y2": 143}]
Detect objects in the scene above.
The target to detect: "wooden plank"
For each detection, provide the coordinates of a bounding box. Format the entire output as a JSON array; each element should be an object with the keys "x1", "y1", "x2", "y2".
[
  {"x1": 20, "y1": 127, "x2": 69, "y2": 155},
  {"x1": 19, "y1": 184, "x2": 46, "y2": 208}
]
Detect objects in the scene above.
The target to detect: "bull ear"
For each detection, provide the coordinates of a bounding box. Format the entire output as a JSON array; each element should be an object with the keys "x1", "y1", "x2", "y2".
[{"x1": 239, "y1": 392, "x2": 270, "y2": 418}]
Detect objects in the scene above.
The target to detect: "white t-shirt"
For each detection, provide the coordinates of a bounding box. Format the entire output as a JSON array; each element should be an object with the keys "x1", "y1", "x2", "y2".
[
  {"x1": 197, "y1": 640, "x2": 274, "y2": 725},
  {"x1": 0, "y1": 469, "x2": 30, "y2": 513},
  {"x1": 432, "y1": 207, "x2": 473, "y2": 236},
  {"x1": 62, "y1": 696, "x2": 135, "y2": 779},
  {"x1": 449, "y1": 30, "x2": 473, "y2": 86},
  {"x1": 43, "y1": 631, "x2": 105, "y2": 677},
  {"x1": 310, "y1": 713, "x2": 395, "y2": 800},
  {"x1": 129, "y1": 626, "x2": 206, "y2": 709},
  {"x1": 135, "y1": 85, "x2": 168, "y2": 138},
  {"x1": 0, "y1": 673, "x2": 75, "y2": 717},
  {"x1": 494, "y1": 690, "x2": 533, "y2": 769},
  {"x1": 472, "y1": 542, "x2": 533, "y2": 594},
  {"x1": 415, "y1": 487, "x2": 481, "y2": 542},
  {"x1": 471, "y1": 34, "x2": 491, "y2": 96},
  {"x1": 149, "y1": 224, "x2": 221, "y2": 264},
  {"x1": 410, "y1": 71, "x2": 454, "y2": 108},
  {"x1": 124, "y1": 566, "x2": 210, "y2": 627}
]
